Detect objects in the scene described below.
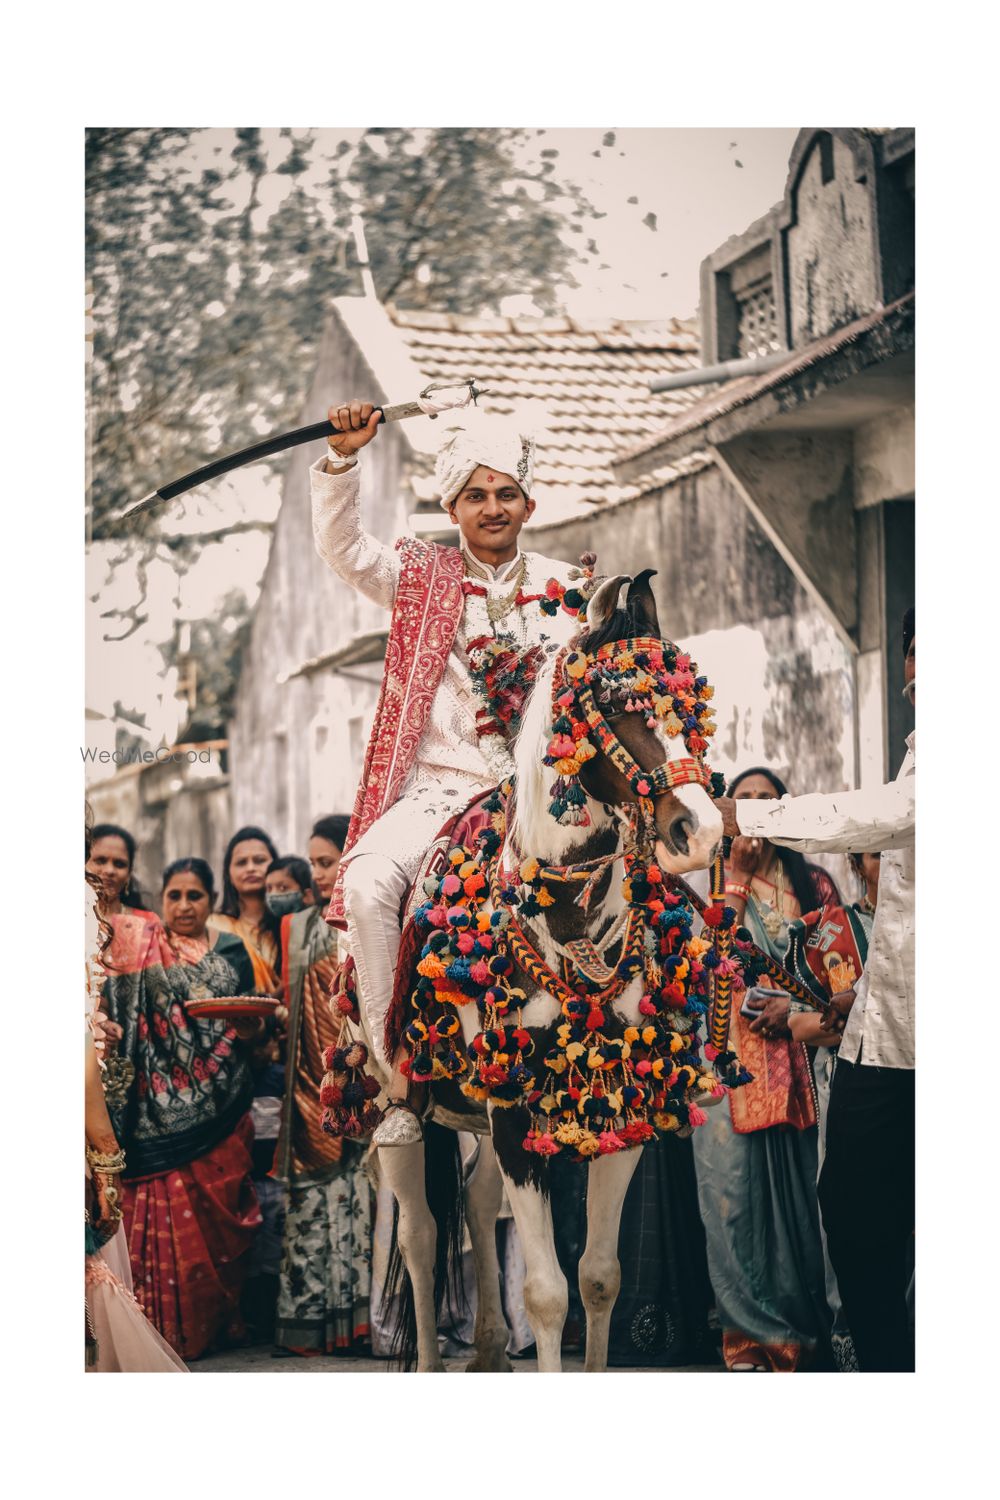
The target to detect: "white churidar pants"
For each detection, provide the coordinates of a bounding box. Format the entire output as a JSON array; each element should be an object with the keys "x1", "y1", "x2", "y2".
[{"x1": 341, "y1": 772, "x2": 488, "y2": 1071}]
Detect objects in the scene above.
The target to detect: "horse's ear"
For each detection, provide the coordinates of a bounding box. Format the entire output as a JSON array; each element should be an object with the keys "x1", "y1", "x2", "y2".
[
  {"x1": 585, "y1": 574, "x2": 632, "y2": 634},
  {"x1": 626, "y1": 569, "x2": 660, "y2": 637}
]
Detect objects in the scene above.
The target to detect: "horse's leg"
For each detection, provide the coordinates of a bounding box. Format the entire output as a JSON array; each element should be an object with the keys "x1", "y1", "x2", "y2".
[
  {"x1": 377, "y1": 1140, "x2": 446, "y2": 1373},
  {"x1": 580, "y1": 1146, "x2": 643, "y2": 1372},
  {"x1": 496, "y1": 1170, "x2": 568, "y2": 1372},
  {"x1": 463, "y1": 1135, "x2": 511, "y2": 1372}
]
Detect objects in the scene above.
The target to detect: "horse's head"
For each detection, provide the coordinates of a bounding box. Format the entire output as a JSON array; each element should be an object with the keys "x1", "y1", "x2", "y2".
[{"x1": 571, "y1": 570, "x2": 724, "y2": 874}]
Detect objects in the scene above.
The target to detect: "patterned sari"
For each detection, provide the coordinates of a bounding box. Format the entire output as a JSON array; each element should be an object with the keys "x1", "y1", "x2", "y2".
[
  {"x1": 102, "y1": 914, "x2": 261, "y2": 1359},
  {"x1": 273, "y1": 905, "x2": 373, "y2": 1353},
  {"x1": 691, "y1": 868, "x2": 837, "y2": 1371}
]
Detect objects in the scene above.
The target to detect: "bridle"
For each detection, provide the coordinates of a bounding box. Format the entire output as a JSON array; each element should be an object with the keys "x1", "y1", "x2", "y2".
[{"x1": 548, "y1": 636, "x2": 719, "y2": 848}]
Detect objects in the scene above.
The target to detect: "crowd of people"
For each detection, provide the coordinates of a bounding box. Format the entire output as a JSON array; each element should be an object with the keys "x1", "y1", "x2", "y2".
[
  {"x1": 83, "y1": 739, "x2": 907, "y2": 1372},
  {"x1": 83, "y1": 404, "x2": 914, "y2": 1374}
]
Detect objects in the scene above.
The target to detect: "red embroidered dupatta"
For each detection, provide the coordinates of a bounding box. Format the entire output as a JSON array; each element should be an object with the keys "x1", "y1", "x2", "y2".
[{"x1": 325, "y1": 538, "x2": 466, "y2": 927}]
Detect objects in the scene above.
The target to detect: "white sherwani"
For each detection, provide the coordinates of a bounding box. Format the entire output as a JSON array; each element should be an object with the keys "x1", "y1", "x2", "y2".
[{"x1": 310, "y1": 456, "x2": 581, "y2": 1062}]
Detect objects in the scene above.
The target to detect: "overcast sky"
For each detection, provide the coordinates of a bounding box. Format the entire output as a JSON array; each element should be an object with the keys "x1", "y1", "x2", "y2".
[{"x1": 537, "y1": 127, "x2": 800, "y2": 320}]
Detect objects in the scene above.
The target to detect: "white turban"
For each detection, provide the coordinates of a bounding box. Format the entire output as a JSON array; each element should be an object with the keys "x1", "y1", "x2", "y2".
[{"x1": 434, "y1": 412, "x2": 536, "y2": 509}]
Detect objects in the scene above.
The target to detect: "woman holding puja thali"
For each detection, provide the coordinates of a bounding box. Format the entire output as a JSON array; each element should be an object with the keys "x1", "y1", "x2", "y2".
[{"x1": 98, "y1": 856, "x2": 274, "y2": 1359}]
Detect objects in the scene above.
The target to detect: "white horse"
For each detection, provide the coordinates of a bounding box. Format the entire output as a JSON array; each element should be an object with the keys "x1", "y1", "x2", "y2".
[{"x1": 357, "y1": 571, "x2": 723, "y2": 1371}]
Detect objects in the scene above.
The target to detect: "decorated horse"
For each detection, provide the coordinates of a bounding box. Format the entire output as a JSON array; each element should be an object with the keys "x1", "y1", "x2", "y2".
[{"x1": 321, "y1": 568, "x2": 794, "y2": 1371}]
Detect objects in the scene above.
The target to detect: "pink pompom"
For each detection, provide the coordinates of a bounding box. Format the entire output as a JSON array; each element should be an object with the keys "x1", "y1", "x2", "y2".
[
  {"x1": 427, "y1": 907, "x2": 446, "y2": 928},
  {"x1": 470, "y1": 961, "x2": 491, "y2": 985},
  {"x1": 441, "y1": 873, "x2": 462, "y2": 897},
  {"x1": 639, "y1": 997, "x2": 657, "y2": 1016},
  {"x1": 688, "y1": 1104, "x2": 708, "y2": 1128},
  {"x1": 635, "y1": 1060, "x2": 653, "y2": 1077},
  {"x1": 457, "y1": 932, "x2": 475, "y2": 954}
]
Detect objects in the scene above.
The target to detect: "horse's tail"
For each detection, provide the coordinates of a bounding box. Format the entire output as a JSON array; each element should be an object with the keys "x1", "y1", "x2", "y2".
[{"x1": 381, "y1": 1122, "x2": 469, "y2": 1371}]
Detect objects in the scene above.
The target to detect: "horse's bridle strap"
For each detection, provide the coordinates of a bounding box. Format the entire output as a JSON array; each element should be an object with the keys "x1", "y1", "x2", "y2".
[{"x1": 576, "y1": 686, "x2": 710, "y2": 794}]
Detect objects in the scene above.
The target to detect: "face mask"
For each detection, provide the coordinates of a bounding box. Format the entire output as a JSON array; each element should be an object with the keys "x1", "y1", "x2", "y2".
[{"x1": 266, "y1": 890, "x2": 305, "y2": 917}]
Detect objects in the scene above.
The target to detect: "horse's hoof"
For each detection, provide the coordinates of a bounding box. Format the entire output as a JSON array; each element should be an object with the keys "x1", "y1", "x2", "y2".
[{"x1": 467, "y1": 1350, "x2": 512, "y2": 1374}]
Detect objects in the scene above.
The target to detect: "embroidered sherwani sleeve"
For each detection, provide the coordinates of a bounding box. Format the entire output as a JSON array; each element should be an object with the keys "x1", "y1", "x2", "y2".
[
  {"x1": 310, "y1": 456, "x2": 399, "y2": 610},
  {"x1": 735, "y1": 767, "x2": 915, "y2": 855}
]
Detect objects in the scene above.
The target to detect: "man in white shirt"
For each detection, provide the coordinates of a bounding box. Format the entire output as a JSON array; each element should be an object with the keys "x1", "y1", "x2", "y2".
[
  {"x1": 312, "y1": 401, "x2": 582, "y2": 1145},
  {"x1": 717, "y1": 609, "x2": 915, "y2": 1371}
]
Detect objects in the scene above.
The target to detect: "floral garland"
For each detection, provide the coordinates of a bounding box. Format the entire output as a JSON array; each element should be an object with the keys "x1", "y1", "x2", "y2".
[
  {"x1": 400, "y1": 783, "x2": 755, "y2": 1162},
  {"x1": 466, "y1": 636, "x2": 545, "y2": 742}
]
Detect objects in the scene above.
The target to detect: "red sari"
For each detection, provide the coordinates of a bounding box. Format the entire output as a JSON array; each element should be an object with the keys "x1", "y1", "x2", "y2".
[{"x1": 104, "y1": 914, "x2": 262, "y2": 1359}]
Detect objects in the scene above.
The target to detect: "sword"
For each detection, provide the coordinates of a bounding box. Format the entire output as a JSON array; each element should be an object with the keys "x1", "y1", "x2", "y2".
[{"x1": 117, "y1": 378, "x2": 491, "y2": 521}]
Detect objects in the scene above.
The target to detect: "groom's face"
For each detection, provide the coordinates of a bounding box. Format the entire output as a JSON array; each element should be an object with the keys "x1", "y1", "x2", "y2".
[{"x1": 448, "y1": 465, "x2": 536, "y2": 552}]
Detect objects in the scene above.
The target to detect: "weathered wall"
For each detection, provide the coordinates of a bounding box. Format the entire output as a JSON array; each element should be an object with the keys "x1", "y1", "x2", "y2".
[
  {"x1": 787, "y1": 133, "x2": 879, "y2": 347},
  {"x1": 227, "y1": 312, "x2": 412, "y2": 855},
  {"x1": 854, "y1": 403, "x2": 915, "y2": 508}
]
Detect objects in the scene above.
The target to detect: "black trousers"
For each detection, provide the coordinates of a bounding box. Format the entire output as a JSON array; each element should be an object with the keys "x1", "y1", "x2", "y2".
[{"x1": 818, "y1": 1057, "x2": 915, "y2": 1372}]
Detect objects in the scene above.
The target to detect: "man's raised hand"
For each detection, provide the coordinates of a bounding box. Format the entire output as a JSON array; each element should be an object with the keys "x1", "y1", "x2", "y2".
[{"x1": 327, "y1": 400, "x2": 381, "y2": 459}]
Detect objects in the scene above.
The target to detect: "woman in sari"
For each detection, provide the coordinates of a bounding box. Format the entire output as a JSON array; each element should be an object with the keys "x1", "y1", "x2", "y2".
[
  {"x1": 99, "y1": 857, "x2": 263, "y2": 1360},
  {"x1": 272, "y1": 816, "x2": 374, "y2": 1353},
  {"x1": 208, "y1": 825, "x2": 281, "y2": 990},
  {"x1": 87, "y1": 822, "x2": 156, "y2": 919},
  {"x1": 85, "y1": 870, "x2": 187, "y2": 1373},
  {"x1": 691, "y1": 767, "x2": 841, "y2": 1372}
]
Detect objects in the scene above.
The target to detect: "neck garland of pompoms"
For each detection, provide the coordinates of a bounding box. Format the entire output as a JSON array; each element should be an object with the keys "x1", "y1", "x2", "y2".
[{"x1": 396, "y1": 774, "x2": 760, "y2": 1163}]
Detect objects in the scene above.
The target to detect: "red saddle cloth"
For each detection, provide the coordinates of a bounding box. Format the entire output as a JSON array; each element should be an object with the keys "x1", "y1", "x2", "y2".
[{"x1": 383, "y1": 791, "x2": 494, "y2": 1060}]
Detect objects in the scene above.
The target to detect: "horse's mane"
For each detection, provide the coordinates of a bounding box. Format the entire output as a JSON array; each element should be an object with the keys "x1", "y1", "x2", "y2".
[
  {"x1": 576, "y1": 594, "x2": 655, "y2": 655},
  {"x1": 510, "y1": 648, "x2": 563, "y2": 857}
]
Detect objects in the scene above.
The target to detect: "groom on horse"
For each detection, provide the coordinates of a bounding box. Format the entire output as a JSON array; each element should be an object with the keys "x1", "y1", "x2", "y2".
[{"x1": 311, "y1": 400, "x2": 584, "y2": 1146}]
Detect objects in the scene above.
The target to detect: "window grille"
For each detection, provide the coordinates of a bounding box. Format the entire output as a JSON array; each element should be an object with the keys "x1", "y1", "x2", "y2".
[{"x1": 736, "y1": 277, "x2": 781, "y2": 359}]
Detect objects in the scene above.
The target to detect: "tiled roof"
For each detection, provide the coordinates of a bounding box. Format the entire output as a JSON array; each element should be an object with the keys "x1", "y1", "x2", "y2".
[{"x1": 337, "y1": 300, "x2": 714, "y2": 523}]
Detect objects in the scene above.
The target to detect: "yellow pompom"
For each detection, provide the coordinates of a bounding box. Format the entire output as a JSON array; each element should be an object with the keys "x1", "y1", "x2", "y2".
[
  {"x1": 575, "y1": 740, "x2": 597, "y2": 762},
  {"x1": 565, "y1": 1041, "x2": 586, "y2": 1063},
  {"x1": 449, "y1": 849, "x2": 465, "y2": 866},
  {"x1": 565, "y1": 654, "x2": 587, "y2": 679},
  {"x1": 459, "y1": 861, "x2": 477, "y2": 879},
  {"x1": 536, "y1": 887, "x2": 556, "y2": 907},
  {"x1": 587, "y1": 1048, "x2": 604, "y2": 1070},
  {"x1": 577, "y1": 1132, "x2": 601, "y2": 1157},
  {"x1": 624, "y1": 1026, "x2": 640, "y2": 1044},
  {"x1": 520, "y1": 857, "x2": 540, "y2": 883},
  {"x1": 555, "y1": 757, "x2": 582, "y2": 776}
]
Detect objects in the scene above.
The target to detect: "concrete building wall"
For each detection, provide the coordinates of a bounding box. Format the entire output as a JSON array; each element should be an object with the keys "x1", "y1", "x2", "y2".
[
  {"x1": 787, "y1": 134, "x2": 879, "y2": 347},
  {"x1": 854, "y1": 403, "x2": 915, "y2": 508}
]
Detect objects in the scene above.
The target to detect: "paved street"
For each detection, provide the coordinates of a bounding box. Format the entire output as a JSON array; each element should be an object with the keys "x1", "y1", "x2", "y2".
[{"x1": 190, "y1": 1343, "x2": 719, "y2": 1373}]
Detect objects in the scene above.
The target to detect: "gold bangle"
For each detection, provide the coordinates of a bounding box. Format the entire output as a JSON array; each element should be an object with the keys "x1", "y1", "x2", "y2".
[{"x1": 86, "y1": 1145, "x2": 126, "y2": 1174}]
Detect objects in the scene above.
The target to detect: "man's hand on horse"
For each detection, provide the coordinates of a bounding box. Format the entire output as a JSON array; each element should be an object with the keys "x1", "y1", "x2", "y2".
[
  {"x1": 327, "y1": 400, "x2": 381, "y2": 459},
  {"x1": 715, "y1": 795, "x2": 740, "y2": 840}
]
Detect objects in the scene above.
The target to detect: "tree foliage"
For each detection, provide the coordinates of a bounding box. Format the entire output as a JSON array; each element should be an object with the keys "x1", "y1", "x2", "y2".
[{"x1": 86, "y1": 127, "x2": 602, "y2": 536}]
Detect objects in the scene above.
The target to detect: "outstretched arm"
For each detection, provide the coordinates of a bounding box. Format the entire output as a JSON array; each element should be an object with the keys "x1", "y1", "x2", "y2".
[
  {"x1": 311, "y1": 400, "x2": 400, "y2": 610},
  {"x1": 717, "y1": 773, "x2": 914, "y2": 856}
]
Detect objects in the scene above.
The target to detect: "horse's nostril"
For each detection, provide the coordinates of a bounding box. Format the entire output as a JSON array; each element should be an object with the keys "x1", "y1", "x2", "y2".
[{"x1": 669, "y1": 815, "x2": 692, "y2": 855}]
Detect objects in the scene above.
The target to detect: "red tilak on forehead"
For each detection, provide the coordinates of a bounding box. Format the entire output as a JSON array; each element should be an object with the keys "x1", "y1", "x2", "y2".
[{"x1": 487, "y1": 473, "x2": 495, "y2": 483}]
